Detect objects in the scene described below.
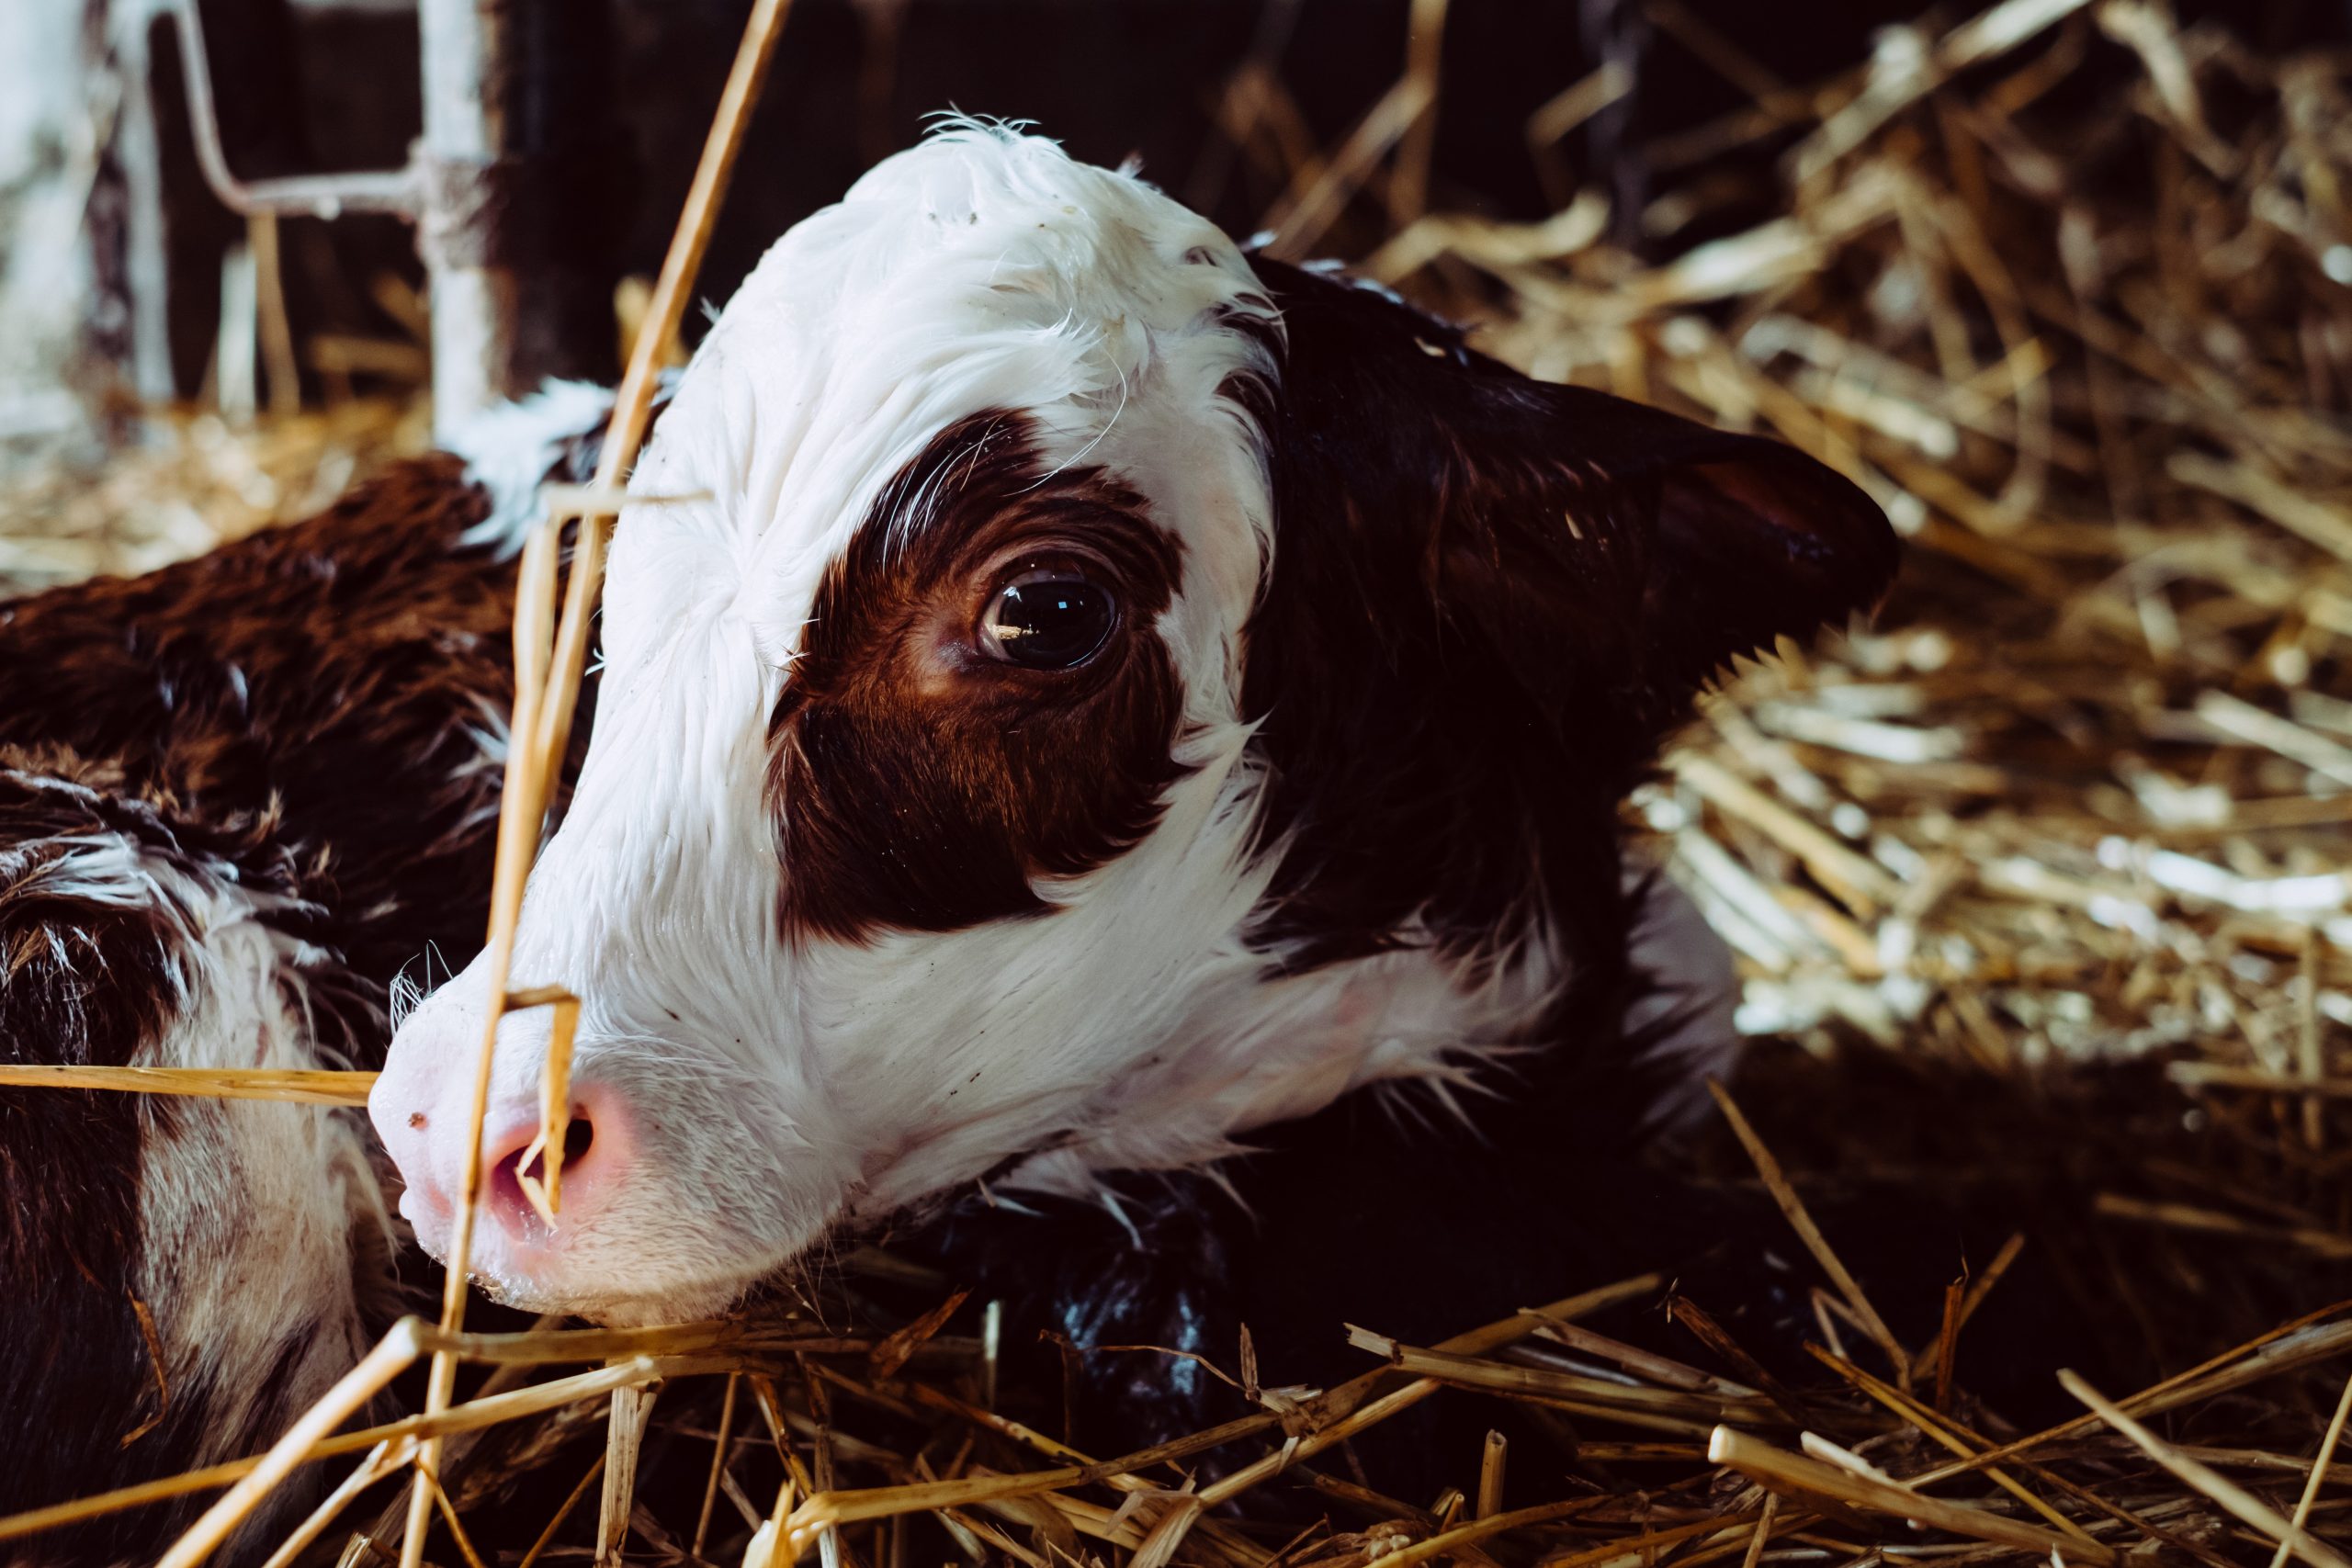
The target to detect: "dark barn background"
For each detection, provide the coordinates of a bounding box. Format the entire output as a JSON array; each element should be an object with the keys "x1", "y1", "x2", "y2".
[{"x1": 114, "y1": 0, "x2": 2352, "y2": 405}]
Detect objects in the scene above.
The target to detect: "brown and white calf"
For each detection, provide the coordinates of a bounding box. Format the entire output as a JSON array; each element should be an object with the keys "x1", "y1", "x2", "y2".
[
  {"x1": 373, "y1": 127, "x2": 1895, "y2": 1327},
  {"x1": 0, "y1": 386, "x2": 608, "y2": 1560},
  {"x1": 6, "y1": 123, "x2": 1891, "y2": 1549}
]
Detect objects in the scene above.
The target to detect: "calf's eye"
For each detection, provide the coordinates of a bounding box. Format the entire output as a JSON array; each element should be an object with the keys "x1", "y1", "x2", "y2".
[{"x1": 980, "y1": 565, "x2": 1116, "y2": 670}]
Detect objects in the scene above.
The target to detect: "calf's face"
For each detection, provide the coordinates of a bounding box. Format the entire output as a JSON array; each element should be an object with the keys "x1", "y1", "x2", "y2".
[{"x1": 372, "y1": 128, "x2": 1896, "y2": 1325}]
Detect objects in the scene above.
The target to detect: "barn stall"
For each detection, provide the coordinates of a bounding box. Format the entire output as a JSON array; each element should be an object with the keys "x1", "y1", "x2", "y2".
[{"x1": 6, "y1": 1, "x2": 2352, "y2": 1564}]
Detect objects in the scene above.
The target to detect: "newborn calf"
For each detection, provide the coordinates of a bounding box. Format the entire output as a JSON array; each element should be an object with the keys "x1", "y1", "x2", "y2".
[
  {"x1": 0, "y1": 387, "x2": 608, "y2": 1560},
  {"x1": 373, "y1": 127, "x2": 1896, "y2": 1328}
]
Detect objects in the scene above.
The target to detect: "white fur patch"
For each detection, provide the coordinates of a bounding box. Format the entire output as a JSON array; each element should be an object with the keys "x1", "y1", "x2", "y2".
[
  {"x1": 445, "y1": 378, "x2": 617, "y2": 556},
  {"x1": 38, "y1": 825, "x2": 385, "y2": 1472}
]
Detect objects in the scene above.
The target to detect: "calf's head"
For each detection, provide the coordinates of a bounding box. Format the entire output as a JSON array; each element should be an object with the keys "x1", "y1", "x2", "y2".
[{"x1": 372, "y1": 127, "x2": 1896, "y2": 1325}]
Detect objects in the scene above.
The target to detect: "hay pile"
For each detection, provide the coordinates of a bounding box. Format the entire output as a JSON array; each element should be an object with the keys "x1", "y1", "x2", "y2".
[
  {"x1": 1418, "y1": 1, "x2": 2352, "y2": 1104},
  {"x1": 0, "y1": 397, "x2": 426, "y2": 592},
  {"x1": 9, "y1": 1, "x2": 2352, "y2": 1563}
]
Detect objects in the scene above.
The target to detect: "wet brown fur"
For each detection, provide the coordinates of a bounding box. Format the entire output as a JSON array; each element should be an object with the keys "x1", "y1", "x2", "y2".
[
  {"x1": 769, "y1": 411, "x2": 1188, "y2": 941},
  {"x1": 0, "y1": 457, "x2": 535, "y2": 1557}
]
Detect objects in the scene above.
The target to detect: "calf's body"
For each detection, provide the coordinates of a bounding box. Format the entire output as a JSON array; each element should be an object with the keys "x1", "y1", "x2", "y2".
[
  {"x1": 0, "y1": 386, "x2": 608, "y2": 1560},
  {"x1": 8, "y1": 125, "x2": 1894, "y2": 1552}
]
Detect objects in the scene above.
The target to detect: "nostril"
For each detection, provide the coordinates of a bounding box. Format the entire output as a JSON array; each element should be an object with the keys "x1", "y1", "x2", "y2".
[
  {"x1": 514, "y1": 1113, "x2": 596, "y2": 1184},
  {"x1": 486, "y1": 1109, "x2": 597, "y2": 1231}
]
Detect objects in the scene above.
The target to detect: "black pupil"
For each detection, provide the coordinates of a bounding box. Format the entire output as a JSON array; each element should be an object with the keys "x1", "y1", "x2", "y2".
[{"x1": 992, "y1": 578, "x2": 1113, "y2": 668}]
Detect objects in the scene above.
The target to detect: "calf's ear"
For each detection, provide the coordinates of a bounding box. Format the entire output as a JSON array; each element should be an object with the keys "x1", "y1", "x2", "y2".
[
  {"x1": 1238, "y1": 257, "x2": 1899, "y2": 967},
  {"x1": 1246, "y1": 256, "x2": 1898, "y2": 784}
]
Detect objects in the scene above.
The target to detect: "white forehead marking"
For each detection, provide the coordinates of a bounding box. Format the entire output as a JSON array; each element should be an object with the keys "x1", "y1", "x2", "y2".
[{"x1": 605, "y1": 123, "x2": 1279, "y2": 677}]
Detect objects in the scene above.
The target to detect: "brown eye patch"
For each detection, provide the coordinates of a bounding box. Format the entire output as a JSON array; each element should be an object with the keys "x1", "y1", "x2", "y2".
[{"x1": 768, "y1": 412, "x2": 1188, "y2": 942}]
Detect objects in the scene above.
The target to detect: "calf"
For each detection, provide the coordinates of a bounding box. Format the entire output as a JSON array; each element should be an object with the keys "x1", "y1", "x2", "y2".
[
  {"x1": 373, "y1": 127, "x2": 1895, "y2": 1330},
  {"x1": 0, "y1": 385, "x2": 610, "y2": 1561}
]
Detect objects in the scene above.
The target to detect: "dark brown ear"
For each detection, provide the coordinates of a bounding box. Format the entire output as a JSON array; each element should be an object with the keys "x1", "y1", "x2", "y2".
[{"x1": 1238, "y1": 256, "x2": 1896, "y2": 974}]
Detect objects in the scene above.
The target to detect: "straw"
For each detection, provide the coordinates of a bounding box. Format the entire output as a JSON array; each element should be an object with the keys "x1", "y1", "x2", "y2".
[
  {"x1": 0, "y1": 1065, "x2": 376, "y2": 1105},
  {"x1": 399, "y1": 0, "x2": 797, "y2": 1560}
]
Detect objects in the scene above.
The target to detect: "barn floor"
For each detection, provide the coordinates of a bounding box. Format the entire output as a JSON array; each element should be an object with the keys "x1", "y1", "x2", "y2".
[{"x1": 9, "y1": 2, "x2": 2352, "y2": 1562}]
